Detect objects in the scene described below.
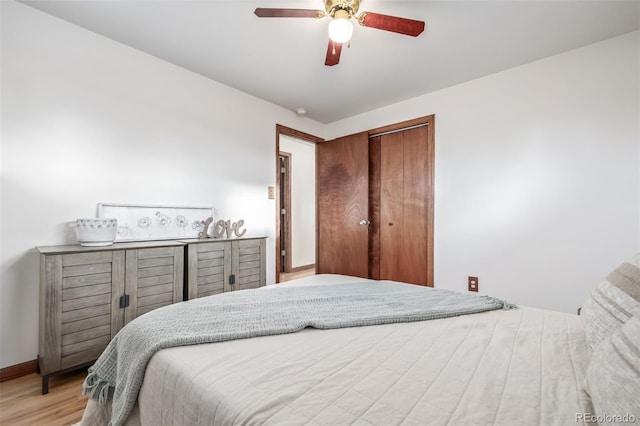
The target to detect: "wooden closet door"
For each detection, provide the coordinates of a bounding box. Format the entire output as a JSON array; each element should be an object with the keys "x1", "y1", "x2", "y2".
[
  {"x1": 316, "y1": 132, "x2": 369, "y2": 277},
  {"x1": 379, "y1": 125, "x2": 432, "y2": 286}
]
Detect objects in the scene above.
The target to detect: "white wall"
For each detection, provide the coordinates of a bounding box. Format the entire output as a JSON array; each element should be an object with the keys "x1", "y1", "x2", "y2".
[
  {"x1": 0, "y1": 1, "x2": 323, "y2": 369},
  {"x1": 326, "y1": 31, "x2": 640, "y2": 314},
  {"x1": 279, "y1": 136, "x2": 316, "y2": 268}
]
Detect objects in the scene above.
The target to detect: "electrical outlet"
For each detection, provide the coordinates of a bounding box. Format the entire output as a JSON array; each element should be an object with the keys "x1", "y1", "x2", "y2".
[
  {"x1": 468, "y1": 276, "x2": 478, "y2": 292},
  {"x1": 268, "y1": 186, "x2": 275, "y2": 199}
]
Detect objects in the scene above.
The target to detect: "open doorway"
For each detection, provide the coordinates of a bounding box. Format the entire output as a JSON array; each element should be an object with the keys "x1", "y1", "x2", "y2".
[{"x1": 275, "y1": 125, "x2": 323, "y2": 283}]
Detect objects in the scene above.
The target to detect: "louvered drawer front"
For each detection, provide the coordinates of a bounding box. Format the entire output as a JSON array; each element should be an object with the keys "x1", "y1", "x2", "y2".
[
  {"x1": 135, "y1": 247, "x2": 178, "y2": 316},
  {"x1": 60, "y1": 252, "x2": 114, "y2": 369},
  {"x1": 236, "y1": 240, "x2": 262, "y2": 290},
  {"x1": 197, "y1": 242, "x2": 225, "y2": 297}
]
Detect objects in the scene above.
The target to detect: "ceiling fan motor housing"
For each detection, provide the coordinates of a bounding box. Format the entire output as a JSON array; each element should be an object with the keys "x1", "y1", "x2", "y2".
[{"x1": 325, "y1": 0, "x2": 360, "y2": 18}]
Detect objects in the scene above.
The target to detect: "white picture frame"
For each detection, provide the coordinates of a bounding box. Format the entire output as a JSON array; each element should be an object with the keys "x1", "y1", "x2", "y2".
[{"x1": 97, "y1": 203, "x2": 214, "y2": 242}]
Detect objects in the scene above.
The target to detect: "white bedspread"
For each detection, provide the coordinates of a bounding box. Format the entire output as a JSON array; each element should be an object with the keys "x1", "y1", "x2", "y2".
[{"x1": 81, "y1": 276, "x2": 593, "y2": 425}]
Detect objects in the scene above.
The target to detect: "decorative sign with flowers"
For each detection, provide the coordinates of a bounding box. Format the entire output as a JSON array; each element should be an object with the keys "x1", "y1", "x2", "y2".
[{"x1": 98, "y1": 203, "x2": 215, "y2": 242}]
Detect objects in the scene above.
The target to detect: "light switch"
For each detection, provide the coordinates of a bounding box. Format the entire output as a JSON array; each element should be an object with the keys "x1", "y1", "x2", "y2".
[{"x1": 268, "y1": 186, "x2": 275, "y2": 199}]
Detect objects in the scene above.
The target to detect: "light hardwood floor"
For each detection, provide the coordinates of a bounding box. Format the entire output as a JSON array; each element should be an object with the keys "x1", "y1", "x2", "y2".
[
  {"x1": 0, "y1": 369, "x2": 87, "y2": 425},
  {"x1": 280, "y1": 266, "x2": 315, "y2": 282},
  {"x1": 1, "y1": 267, "x2": 316, "y2": 425}
]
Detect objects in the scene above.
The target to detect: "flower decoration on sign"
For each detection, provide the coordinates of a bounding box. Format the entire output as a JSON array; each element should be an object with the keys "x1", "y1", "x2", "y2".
[
  {"x1": 155, "y1": 212, "x2": 171, "y2": 226},
  {"x1": 137, "y1": 216, "x2": 152, "y2": 229},
  {"x1": 192, "y1": 220, "x2": 205, "y2": 232},
  {"x1": 175, "y1": 215, "x2": 188, "y2": 229}
]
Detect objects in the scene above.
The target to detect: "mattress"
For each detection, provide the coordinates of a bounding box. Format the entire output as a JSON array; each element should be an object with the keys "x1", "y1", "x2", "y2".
[{"x1": 80, "y1": 275, "x2": 593, "y2": 425}]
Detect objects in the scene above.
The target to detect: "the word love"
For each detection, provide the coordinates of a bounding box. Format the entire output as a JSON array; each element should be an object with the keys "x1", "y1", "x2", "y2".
[{"x1": 198, "y1": 218, "x2": 246, "y2": 239}]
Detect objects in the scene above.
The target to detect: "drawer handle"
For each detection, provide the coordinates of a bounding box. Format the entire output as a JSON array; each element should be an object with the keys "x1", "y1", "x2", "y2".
[
  {"x1": 229, "y1": 274, "x2": 236, "y2": 285},
  {"x1": 119, "y1": 294, "x2": 130, "y2": 308}
]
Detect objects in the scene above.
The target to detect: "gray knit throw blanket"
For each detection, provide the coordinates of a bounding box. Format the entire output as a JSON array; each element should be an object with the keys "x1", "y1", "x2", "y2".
[{"x1": 83, "y1": 281, "x2": 516, "y2": 425}]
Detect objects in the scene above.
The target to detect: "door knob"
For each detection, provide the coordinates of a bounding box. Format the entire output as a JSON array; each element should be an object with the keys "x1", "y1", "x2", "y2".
[{"x1": 359, "y1": 219, "x2": 370, "y2": 226}]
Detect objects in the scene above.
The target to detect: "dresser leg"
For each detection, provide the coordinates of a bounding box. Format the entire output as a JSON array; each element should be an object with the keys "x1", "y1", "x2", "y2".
[{"x1": 41, "y1": 374, "x2": 49, "y2": 395}]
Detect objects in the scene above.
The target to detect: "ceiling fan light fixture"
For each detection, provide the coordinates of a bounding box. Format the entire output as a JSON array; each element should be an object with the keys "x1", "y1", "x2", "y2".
[{"x1": 328, "y1": 16, "x2": 353, "y2": 43}]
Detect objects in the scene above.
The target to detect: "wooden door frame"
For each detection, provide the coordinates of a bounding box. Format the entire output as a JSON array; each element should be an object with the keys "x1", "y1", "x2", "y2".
[
  {"x1": 275, "y1": 125, "x2": 324, "y2": 283},
  {"x1": 278, "y1": 151, "x2": 292, "y2": 273}
]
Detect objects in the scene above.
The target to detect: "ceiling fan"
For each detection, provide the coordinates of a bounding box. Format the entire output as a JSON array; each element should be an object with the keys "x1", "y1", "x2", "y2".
[{"x1": 254, "y1": 0, "x2": 425, "y2": 66}]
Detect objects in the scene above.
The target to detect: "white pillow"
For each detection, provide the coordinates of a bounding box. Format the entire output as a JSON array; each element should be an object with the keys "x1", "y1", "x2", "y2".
[{"x1": 581, "y1": 253, "x2": 640, "y2": 350}]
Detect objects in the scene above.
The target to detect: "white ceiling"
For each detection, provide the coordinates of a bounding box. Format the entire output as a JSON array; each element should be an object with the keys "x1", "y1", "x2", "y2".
[{"x1": 19, "y1": 0, "x2": 640, "y2": 123}]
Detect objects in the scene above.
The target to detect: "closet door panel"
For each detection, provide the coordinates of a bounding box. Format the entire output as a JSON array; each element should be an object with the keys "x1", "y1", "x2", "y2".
[
  {"x1": 380, "y1": 132, "x2": 405, "y2": 281},
  {"x1": 317, "y1": 132, "x2": 369, "y2": 277},
  {"x1": 400, "y1": 125, "x2": 430, "y2": 285}
]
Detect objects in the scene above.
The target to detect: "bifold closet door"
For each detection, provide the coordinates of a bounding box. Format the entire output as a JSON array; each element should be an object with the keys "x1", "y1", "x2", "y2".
[
  {"x1": 377, "y1": 124, "x2": 432, "y2": 286},
  {"x1": 316, "y1": 132, "x2": 369, "y2": 277}
]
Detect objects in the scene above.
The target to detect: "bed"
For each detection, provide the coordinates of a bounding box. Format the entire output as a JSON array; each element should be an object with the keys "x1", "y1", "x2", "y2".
[{"x1": 79, "y1": 264, "x2": 640, "y2": 426}]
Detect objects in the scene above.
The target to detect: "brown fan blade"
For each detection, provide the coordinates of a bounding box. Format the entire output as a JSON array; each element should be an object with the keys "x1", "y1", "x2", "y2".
[
  {"x1": 325, "y1": 40, "x2": 343, "y2": 66},
  {"x1": 254, "y1": 8, "x2": 325, "y2": 18},
  {"x1": 358, "y1": 12, "x2": 425, "y2": 37}
]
